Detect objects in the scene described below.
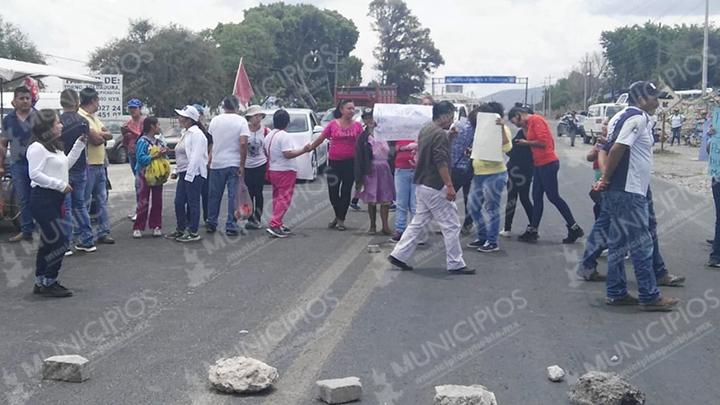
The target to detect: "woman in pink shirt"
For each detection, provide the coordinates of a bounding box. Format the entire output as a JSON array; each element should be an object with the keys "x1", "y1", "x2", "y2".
[{"x1": 308, "y1": 100, "x2": 363, "y2": 231}]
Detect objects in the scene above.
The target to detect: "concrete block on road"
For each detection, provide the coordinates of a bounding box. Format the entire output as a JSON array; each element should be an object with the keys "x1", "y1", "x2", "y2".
[
  {"x1": 547, "y1": 365, "x2": 565, "y2": 382},
  {"x1": 434, "y1": 384, "x2": 497, "y2": 405},
  {"x1": 568, "y1": 371, "x2": 645, "y2": 405},
  {"x1": 42, "y1": 355, "x2": 89, "y2": 382},
  {"x1": 316, "y1": 376, "x2": 362, "y2": 404},
  {"x1": 208, "y1": 356, "x2": 279, "y2": 393}
]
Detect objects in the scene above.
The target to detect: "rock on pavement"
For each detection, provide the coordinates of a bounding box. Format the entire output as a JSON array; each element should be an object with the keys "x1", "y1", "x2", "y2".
[
  {"x1": 42, "y1": 355, "x2": 89, "y2": 382},
  {"x1": 208, "y1": 356, "x2": 279, "y2": 394},
  {"x1": 316, "y1": 376, "x2": 362, "y2": 404},
  {"x1": 568, "y1": 371, "x2": 646, "y2": 405},
  {"x1": 547, "y1": 365, "x2": 565, "y2": 382},
  {"x1": 434, "y1": 384, "x2": 498, "y2": 405}
]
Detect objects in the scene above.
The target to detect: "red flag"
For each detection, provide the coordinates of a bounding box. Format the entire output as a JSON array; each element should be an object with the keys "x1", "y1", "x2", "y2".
[{"x1": 233, "y1": 58, "x2": 254, "y2": 106}]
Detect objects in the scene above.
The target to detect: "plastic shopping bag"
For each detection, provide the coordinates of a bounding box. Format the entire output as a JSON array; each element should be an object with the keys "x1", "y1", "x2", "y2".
[{"x1": 234, "y1": 175, "x2": 253, "y2": 220}]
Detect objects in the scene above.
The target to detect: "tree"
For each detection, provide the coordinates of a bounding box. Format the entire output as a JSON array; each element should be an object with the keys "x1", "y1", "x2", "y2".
[
  {"x1": 205, "y1": 3, "x2": 362, "y2": 109},
  {"x1": 89, "y1": 20, "x2": 225, "y2": 116},
  {"x1": 368, "y1": 0, "x2": 444, "y2": 102},
  {"x1": 0, "y1": 15, "x2": 45, "y2": 63}
]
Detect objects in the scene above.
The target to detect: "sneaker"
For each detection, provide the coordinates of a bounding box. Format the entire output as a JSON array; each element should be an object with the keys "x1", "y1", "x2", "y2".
[
  {"x1": 281, "y1": 226, "x2": 292, "y2": 234},
  {"x1": 97, "y1": 236, "x2": 115, "y2": 245},
  {"x1": 518, "y1": 229, "x2": 539, "y2": 243},
  {"x1": 35, "y1": 282, "x2": 73, "y2": 298},
  {"x1": 388, "y1": 203, "x2": 397, "y2": 212},
  {"x1": 656, "y1": 273, "x2": 685, "y2": 287},
  {"x1": 176, "y1": 232, "x2": 202, "y2": 243},
  {"x1": 499, "y1": 230, "x2": 511, "y2": 238},
  {"x1": 389, "y1": 231, "x2": 402, "y2": 243},
  {"x1": 605, "y1": 294, "x2": 639, "y2": 306},
  {"x1": 583, "y1": 270, "x2": 607, "y2": 282},
  {"x1": 165, "y1": 230, "x2": 185, "y2": 240},
  {"x1": 708, "y1": 258, "x2": 720, "y2": 268},
  {"x1": 152, "y1": 228, "x2": 163, "y2": 237},
  {"x1": 461, "y1": 223, "x2": 473, "y2": 236},
  {"x1": 133, "y1": 230, "x2": 142, "y2": 239},
  {"x1": 245, "y1": 221, "x2": 260, "y2": 230},
  {"x1": 388, "y1": 255, "x2": 413, "y2": 271},
  {"x1": 466, "y1": 239, "x2": 485, "y2": 248},
  {"x1": 226, "y1": 229, "x2": 239, "y2": 236},
  {"x1": 448, "y1": 266, "x2": 476, "y2": 275},
  {"x1": 562, "y1": 224, "x2": 584, "y2": 244},
  {"x1": 74, "y1": 243, "x2": 97, "y2": 253},
  {"x1": 639, "y1": 296, "x2": 680, "y2": 312},
  {"x1": 129, "y1": 213, "x2": 137, "y2": 221},
  {"x1": 477, "y1": 242, "x2": 500, "y2": 253},
  {"x1": 206, "y1": 225, "x2": 216, "y2": 234},
  {"x1": 64, "y1": 250, "x2": 74, "y2": 257},
  {"x1": 350, "y1": 202, "x2": 362, "y2": 211},
  {"x1": 266, "y1": 227, "x2": 288, "y2": 238},
  {"x1": 8, "y1": 232, "x2": 33, "y2": 243}
]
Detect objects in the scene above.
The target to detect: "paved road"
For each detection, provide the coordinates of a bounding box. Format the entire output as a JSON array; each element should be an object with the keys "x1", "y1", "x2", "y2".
[{"x1": 1, "y1": 135, "x2": 719, "y2": 404}]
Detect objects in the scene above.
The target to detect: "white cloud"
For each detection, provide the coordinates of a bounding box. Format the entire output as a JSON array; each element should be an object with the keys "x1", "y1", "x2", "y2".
[{"x1": 2, "y1": 0, "x2": 717, "y2": 97}]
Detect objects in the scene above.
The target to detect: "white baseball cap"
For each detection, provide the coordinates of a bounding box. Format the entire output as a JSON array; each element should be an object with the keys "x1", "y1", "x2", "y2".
[{"x1": 175, "y1": 105, "x2": 200, "y2": 122}]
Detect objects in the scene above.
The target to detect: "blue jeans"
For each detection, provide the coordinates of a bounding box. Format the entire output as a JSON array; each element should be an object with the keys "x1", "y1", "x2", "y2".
[
  {"x1": 469, "y1": 172, "x2": 508, "y2": 245},
  {"x1": 711, "y1": 180, "x2": 720, "y2": 261},
  {"x1": 175, "y1": 173, "x2": 204, "y2": 233},
  {"x1": 394, "y1": 169, "x2": 416, "y2": 233},
  {"x1": 10, "y1": 161, "x2": 35, "y2": 234},
  {"x1": 605, "y1": 190, "x2": 660, "y2": 304},
  {"x1": 207, "y1": 167, "x2": 239, "y2": 232},
  {"x1": 531, "y1": 160, "x2": 576, "y2": 229},
  {"x1": 85, "y1": 165, "x2": 111, "y2": 238},
  {"x1": 63, "y1": 170, "x2": 94, "y2": 246}
]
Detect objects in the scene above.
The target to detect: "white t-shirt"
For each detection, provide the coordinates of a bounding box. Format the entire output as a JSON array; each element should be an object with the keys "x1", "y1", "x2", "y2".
[
  {"x1": 246, "y1": 126, "x2": 268, "y2": 169},
  {"x1": 264, "y1": 129, "x2": 297, "y2": 172},
  {"x1": 613, "y1": 112, "x2": 654, "y2": 196},
  {"x1": 208, "y1": 113, "x2": 250, "y2": 169},
  {"x1": 670, "y1": 114, "x2": 684, "y2": 128}
]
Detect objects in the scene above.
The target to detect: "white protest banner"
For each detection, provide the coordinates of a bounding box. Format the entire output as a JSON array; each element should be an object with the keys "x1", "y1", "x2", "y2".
[
  {"x1": 64, "y1": 74, "x2": 123, "y2": 119},
  {"x1": 373, "y1": 103, "x2": 432, "y2": 141},
  {"x1": 471, "y1": 112, "x2": 504, "y2": 162}
]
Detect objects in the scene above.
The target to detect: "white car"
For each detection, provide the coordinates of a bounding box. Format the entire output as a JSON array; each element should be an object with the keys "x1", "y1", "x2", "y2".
[{"x1": 262, "y1": 108, "x2": 328, "y2": 181}]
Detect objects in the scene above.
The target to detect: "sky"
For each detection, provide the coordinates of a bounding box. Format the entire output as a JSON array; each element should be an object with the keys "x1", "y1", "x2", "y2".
[{"x1": 2, "y1": 0, "x2": 717, "y2": 97}]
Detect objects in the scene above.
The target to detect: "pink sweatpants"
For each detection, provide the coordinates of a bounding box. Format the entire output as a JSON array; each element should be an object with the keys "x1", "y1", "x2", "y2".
[{"x1": 268, "y1": 170, "x2": 297, "y2": 228}]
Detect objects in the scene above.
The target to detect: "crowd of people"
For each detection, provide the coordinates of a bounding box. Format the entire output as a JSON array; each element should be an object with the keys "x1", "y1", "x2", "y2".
[{"x1": 1, "y1": 81, "x2": 715, "y2": 311}]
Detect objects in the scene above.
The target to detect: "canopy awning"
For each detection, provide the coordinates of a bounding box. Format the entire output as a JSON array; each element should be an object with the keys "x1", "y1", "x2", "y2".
[{"x1": 0, "y1": 58, "x2": 100, "y2": 83}]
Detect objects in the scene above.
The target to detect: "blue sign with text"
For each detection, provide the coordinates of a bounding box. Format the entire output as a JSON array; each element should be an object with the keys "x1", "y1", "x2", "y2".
[{"x1": 445, "y1": 76, "x2": 517, "y2": 84}]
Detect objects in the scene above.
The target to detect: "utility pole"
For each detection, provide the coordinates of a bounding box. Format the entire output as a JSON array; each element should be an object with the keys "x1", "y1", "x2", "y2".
[
  {"x1": 702, "y1": 0, "x2": 710, "y2": 97},
  {"x1": 332, "y1": 46, "x2": 340, "y2": 104},
  {"x1": 583, "y1": 54, "x2": 590, "y2": 112},
  {"x1": 546, "y1": 75, "x2": 553, "y2": 117}
]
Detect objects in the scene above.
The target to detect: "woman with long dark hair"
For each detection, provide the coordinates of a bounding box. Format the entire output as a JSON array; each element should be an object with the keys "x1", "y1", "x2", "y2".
[
  {"x1": 27, "y1": 109, "x2": 86, "y2": 297},
  {"x1": 133, "y1": 116, "x2": 167, "y2": 238},
  {"x1": 307, "y1": 99, "x2": 363, "y2": 231}
]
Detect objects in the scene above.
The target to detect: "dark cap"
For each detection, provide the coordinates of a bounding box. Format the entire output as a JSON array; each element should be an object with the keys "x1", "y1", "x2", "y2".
[
  {"x1": 627, "y1": 81, "x2": 670, "y2": 103},
  {"x1": 361, "y1": 107, "x2": 373, "y2": 118}
]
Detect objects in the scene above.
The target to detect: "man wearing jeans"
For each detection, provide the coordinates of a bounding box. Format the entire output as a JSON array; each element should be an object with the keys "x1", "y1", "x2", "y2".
[
  {"x1": 598, "y1": 81, "x2": 679, "y2": 311},
  {"x1": 389, "y1": 101, "x2": 474, "y2": 274},
  {"x1": 60, "y1": 89, "x2": 96, "y2": 254},
  {"x1": 79, "y1": 87, "x2": 115, "y2": 245},
  {"x1": 0, "y1": 86, "x2": 36, "y2": 242},
  {"x1": 206, "y1": 97, "x2": 250, "y2": 236}
]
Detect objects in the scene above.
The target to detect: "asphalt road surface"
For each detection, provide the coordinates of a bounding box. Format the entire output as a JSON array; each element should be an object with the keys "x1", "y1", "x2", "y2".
[{"x1": 1, "y1": 135, "x2": 719, "y2": 404}]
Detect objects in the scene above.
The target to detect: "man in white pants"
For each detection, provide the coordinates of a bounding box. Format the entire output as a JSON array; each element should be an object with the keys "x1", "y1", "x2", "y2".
[{"x1": 389, "y1": 101, "x2": 475, "y2": 274}]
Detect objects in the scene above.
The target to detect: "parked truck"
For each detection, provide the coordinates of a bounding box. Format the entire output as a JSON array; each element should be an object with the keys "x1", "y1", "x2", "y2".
[{"x1": 333, "y1": 85, "x2": 397, "y2": 107}]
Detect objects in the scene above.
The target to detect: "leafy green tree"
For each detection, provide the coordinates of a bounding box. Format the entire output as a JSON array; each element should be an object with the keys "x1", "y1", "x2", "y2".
[
  {"x1": 89, "y1": 20, "x2": 225, "y2": 117},
  {"x1": 0, "y1": 15, "x2": 45, "y2": 63},
  {"x1": 368, "y1": 0, "x2": 444, "y2": 102}
]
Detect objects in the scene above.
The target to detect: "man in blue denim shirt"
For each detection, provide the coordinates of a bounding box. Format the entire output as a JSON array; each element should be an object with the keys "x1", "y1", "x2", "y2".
[{"x1": 0, "y1": 86, "x2": 36, "y2": 242}]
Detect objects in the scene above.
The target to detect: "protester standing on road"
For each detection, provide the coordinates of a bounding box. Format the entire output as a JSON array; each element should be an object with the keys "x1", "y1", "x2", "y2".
[
  {"x1": 388, "y1": 101, "x2": 475, "y2": 274},
  {"x1": 133, "y1": 117, "x2": 166, "y2": 238},
  {"x1": 390, "y1": 139, "x2": 418, "y2": 243},
  {"x1": 669, "y1": 109, "x2": 684, "y2": 146},
  {"x1": 168, "y1": 106, "x2": 208, "y2": 243},
  {"x1": 244, "y1": 105, "x2": 268, "y2": 230},
  {"x1": 307, "y1": 100, "x2": 364, "y2": 231},
  {"x1": 122, "y1": 98, "x2": 144, "y2": 221},
  {"x1": 79, "y1": 87, "x2": 115, "y2": 245},
  {"x1": 501, "y1": 107, "x2": 534, "y2": 238},
  {"x1": 355, "y1": 108, "x2": 395, "y2": 235},
  {"x1": 194, "y1": 104, "x2": 212, "y2": 224},
  {"x1": 0, "y1": 86, "x2": 36, "y2": 243},
  {"x1": 264, "y1": 110, "x2": 310, "y2": 238},
  {"x1": 510, "y1": 106, "x2": 584, "y2": 244},
  {"x1": 27, "y1": 109, "x2": 86, "y2": 297},
  {"x1": 59, "y1": 89, "x2": 96, "y2": 255},
  {"x1": 706, "y1": 119, "x2": 720, "y2": 268},
  {"x1": 467, "y1": 103, "x2": 512, "y2": 253},
  {"x1": 450, "y1": 107, "x2": 475, "y2": 236},
  {"x1": 597, "y1": 81, "x2": 680, "y2": 311},
  {"x1": 206, "y1": 97, "x2": 250, "y2": 236}
]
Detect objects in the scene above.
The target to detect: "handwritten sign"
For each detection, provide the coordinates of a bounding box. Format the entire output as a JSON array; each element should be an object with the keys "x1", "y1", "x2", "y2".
[
  {"x1": 471, "y1": 112, "x2": 503, "y2": 162},
  {"x1": 374, "y1": 103, "x2": 432, "y2": 141}
]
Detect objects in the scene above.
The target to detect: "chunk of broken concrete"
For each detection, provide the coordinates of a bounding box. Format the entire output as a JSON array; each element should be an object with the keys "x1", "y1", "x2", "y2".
[
  {"x1": 42, "y1": 355, "x2": 89, "y2": 382},
  {"x1": 547, "y1": 365, "x2": 565, "y2": 382},
  {"x1": 208, "y1": 356, "x2": 278, "y2": 394},
  {"x1": 316, "y1": 376, "x2": 362, "y2": 404},
  {"x1": 568, "y1": 371, "x2": 645, "y2": 405},
  {"x1": 434, "y1": 384, "x2": 498, "y2": 405}
]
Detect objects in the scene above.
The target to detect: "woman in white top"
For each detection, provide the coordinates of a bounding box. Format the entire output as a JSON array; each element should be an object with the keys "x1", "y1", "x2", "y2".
[
  {"x1": 169, "y1": 105, "x2": 208, "y2": 243},
  {"x1": 27, "y1": 109, "x2": 86, "y2": 298},
  {"x1": 244, "y1": 105, "x2": 268, "y2": 230}
]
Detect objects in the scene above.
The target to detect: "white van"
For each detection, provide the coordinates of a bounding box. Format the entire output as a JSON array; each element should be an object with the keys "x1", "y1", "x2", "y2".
[{"x1": 585, "y1": 103, "x2": 625, "y2": 142}]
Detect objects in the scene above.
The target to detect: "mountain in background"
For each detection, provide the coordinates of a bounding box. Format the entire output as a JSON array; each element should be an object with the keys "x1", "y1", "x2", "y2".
[{"x1": 480, "y1": 86, "x2": 545, "y2": 109}]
